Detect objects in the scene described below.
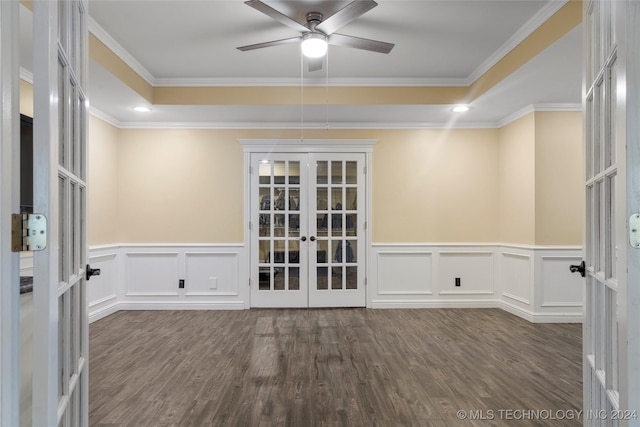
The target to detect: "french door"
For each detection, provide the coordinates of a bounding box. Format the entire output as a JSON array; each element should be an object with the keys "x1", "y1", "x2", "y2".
[
  {"x1": 32, "y1": 1, "x2": 89, "y2": 426},
  {"x1": 250, "y1": 152, "x2": 366, "y2": 308},
  {"x1": 583, "y1": 0, "x2": 640, "y2": 423}
]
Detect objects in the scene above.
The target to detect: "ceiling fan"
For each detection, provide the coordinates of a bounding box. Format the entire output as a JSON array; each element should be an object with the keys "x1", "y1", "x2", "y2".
[{"x1": 237, "y1": 0, "x2": 394, "y2": 72}]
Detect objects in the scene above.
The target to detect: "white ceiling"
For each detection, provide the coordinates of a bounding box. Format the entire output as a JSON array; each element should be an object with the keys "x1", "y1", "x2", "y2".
[{"x1": 20, "y1": 0, "x2": 582, "y2": 128}]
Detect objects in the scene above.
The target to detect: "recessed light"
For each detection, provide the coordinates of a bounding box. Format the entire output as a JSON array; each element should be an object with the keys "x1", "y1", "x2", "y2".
[
  {"x1": 133, "y1": 106, "x2": 152, "y2": 113},
  {"x1": 451, "y1": 105, "x2": 470, "y2": 113}
]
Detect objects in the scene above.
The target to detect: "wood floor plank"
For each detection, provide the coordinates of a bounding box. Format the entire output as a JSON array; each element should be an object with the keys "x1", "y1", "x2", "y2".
[{"x1": 89, "y1": 308, "x2": 582, "y2": 426}]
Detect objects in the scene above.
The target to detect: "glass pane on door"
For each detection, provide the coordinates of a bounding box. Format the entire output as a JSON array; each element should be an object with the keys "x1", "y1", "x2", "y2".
[
  {"x1": 309, "y1": 154, "x2": 365, "y2": 307},
  {"x1": 252, "y1": 155, "x2": 308, "y2": 307}
]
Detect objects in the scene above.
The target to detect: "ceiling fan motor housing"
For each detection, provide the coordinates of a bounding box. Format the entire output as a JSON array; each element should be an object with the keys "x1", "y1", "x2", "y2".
[{"x1": 306, "y1": 12, "x2": 324, "y2": 32}]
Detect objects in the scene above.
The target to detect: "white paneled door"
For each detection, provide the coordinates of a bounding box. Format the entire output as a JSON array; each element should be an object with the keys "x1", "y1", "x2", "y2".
[
  {"x1": 32, "y1": 1, "x2": 90, "y2": 426},
  {"x1": 250, "y1": 151, "x2": 367, "y2": 308}
]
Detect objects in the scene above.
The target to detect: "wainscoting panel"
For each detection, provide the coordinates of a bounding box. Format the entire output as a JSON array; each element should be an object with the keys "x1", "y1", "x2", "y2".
[
  {"x1": 124, "y1": 252, "x2": 181, "y2": 297},
  {"x1": 185, "y1": 252, "x2": 239, "y2": 297},
  {"x1": 372, "y1": 244, "x2": 582, "y2": 322},
  {"x1": 533, "y1": 250, "x2": 583, "y2": 322},
  {"x1": 87, "y1": 243, "x2": 580, "y2": 323},
  {"x1": 88, "y1": 245, "x2": 120, "y2": 322},
  {"x1": 87, "y1": 244, "x2": 248, "y2": 322},
  {"x1": 370, "y1": 244, "x2": 499, "y2": 309},
  {"x1": 438, "y1": 252, "x2": 494, "y2": 295},
  {"x1": 376, "y1": 251, "x2": 433, "y2": 296},
  {"x1": 500, "y1": 251, "x2": 532, "y2": 306}
]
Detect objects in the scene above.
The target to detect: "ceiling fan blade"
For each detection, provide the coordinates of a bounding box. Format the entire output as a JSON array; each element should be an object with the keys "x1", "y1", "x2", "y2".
[
  {"x1": 244, "y1": 0, "x2": 310, "y2": 33},
  {"x1": 315, "y1": 0, "x2": 378, "y2": 35},
  {"x1": 328, "y1": 33, "x2": 394, "y2": 54},
  {"x1": 237, "y1": 36, "x2": 301, "y2": 51},
  {"x1": 308, "y1": 57, "x2": 323, "y2": 72}
]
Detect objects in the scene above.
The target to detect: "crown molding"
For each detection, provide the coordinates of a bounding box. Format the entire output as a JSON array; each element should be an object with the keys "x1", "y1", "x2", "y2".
[
  {"x1": 497, "y1": 103, "x2": 581, "y2": 127},
  {"x1": 92, "y1": 120, "x2": 498, "y2": 130},
  {"x1": 19, "y1": 67, "x2": 33, "y2": 84},
  {"x1": 467, "y1": 0, "x2": 569, "y2": 85},
  {"x1": 89, "y1": 107, "x2": 122, "y2": 128},
  {"x1": 88, "y1": 16, "x2": 155, "y2": 85},
  {"x1": 152, "y1": 77, "x2": 469, "y2": 88},
  {"x1": 91, "y1": 102, "x2": 581, "y2": 131}
]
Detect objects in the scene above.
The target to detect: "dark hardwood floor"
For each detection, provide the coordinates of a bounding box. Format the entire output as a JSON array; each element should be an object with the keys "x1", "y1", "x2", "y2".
[{"x1": 89, "y1": 309, "x2": 582, "y2": 426}]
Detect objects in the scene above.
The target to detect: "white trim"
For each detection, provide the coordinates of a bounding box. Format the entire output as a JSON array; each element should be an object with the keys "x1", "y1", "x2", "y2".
[
  {"x1": 117, "y1": 301, "x2": 246, "y2": 310},
  {"x1": 467, "y1": 1, "x2": 569, "y2": 85},
  {"x1": 19, "y1": 67, "x2": 33, "y2": 84},
  {"x1": 240, "y1": 138, "x2": 377, "y2": 153},
  {"x1": 497, "y1": 103, "x2": 582, "y2": 128},
  {"x1": 371, "y1": 300, "x2": 499, "y2": 309},
  {"x1": 87, "y1": 104, "x2": 582, "y2": 131},
  {"x1": 0, "y1": 1, "x2": 20, "y2": 425},
  {"x1": 88, "y1": 16, "x2": 155, "y2": 85},
  {"x1": 439, "y1": 291, "x2": 495, "y2": 296},
  {"x1": 88, "y1": 294, "x2": 117, "y2": 308},
  {"x1": 153, "y1": 77, "x2": 469, "y2": 88},
  {"x1": 89, "y1": 107, "x2": 121, "y2": 128},
  {"x1": 120, "y1": 243, "x2": 244, "y2": 248},
  {"x1": 502, "y1": 292, "x2": 531, "y2": 305},
  {"x1": 86, "y1": 242, "x2": 582, "y2": 323}
]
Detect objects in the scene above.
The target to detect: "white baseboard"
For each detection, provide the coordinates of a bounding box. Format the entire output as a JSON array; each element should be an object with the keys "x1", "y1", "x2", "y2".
[
  {"x1": 117, "y1": 301, "x2": 246, "y2": 311},
  {"x1": 370, "y1": 299, "x2": 500, "y2": 309}
]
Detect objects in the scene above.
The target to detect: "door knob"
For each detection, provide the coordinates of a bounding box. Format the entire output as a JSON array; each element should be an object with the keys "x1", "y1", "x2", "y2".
[
  {"x1": 569, "y1": 260, "x2": 586, "y2": 277},
  {"x1": 86, "y1": 264, "x2": 101, "y2": 281},
  {"x1": 310, "y1": 236, "x2": 316, "y2": 242},
  {"x1": 300, "y1": 236, "x2": 307, "y2": 242}
]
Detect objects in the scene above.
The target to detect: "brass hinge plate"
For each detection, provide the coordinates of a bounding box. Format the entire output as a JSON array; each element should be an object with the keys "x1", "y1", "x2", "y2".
[{"x1": 11, "y1": 213, "x2": 47, "y2": 252}]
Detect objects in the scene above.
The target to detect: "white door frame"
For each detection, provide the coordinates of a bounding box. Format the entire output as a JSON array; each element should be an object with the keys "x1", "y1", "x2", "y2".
[
  {"x1": 241, "y1": 139, "x2": 376, "y2": 308},
  {"x1": 0, "y1": 1, "x2": 20, "y2": 425}
]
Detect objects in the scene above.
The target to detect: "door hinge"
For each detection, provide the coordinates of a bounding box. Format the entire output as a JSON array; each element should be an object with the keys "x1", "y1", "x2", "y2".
[
  {"x1": 11, "y1": 213, "x2": 47, "y2": 252},
  {"x1": 364, "y1": 221, "x2": 368, "y2": 230},
  {"x1": 249, "y1": 277, "x2": 251, "y2": 287},
  {"x1": 364, "y1": 277, "x2": 368, "y2": 287},
  {"x1": 363, "y1": 166, "x2": 367, "y2": 175},
  {"x1": 249, "y1": 221, "x2": 252, "y2": 231},
  {"x1": 249, "y1": 166, "x2": 254, "y2": 175}
]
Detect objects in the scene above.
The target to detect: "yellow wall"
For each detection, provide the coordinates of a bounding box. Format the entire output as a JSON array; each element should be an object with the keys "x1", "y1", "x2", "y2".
[
  {"x1": 86, "y1": 114, "x2": 582, "y2": 246},
  {"x1": 19, "y1": 79, "x2": 33, "y2": 117},
  {"x1": 88, "y1": 116, "x2": 119, "y2": 245},
  {"x1": 534, "y1": 111, "x2": 583, "y2": 245},
  {"x1": 498, "y1": 114, "x2": 536, "y2": 245},
  {"x1": 105, "y1": 126, "x2": 504, "y2": 244},
  {"x1": 372, "y1": 129, "x2": 500, "y2": 242}
]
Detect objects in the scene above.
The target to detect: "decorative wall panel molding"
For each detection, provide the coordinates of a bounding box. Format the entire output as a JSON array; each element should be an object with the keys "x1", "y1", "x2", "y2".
[
  {"x1": 87, "y1": 244, "x2": 248, "y2": 322},
  {"x1": 87, "y1": 243, "x2": 582, "y2": 324}
]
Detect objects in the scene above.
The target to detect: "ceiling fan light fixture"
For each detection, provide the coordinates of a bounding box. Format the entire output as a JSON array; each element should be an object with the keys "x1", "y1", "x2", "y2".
[{"x1": 301, "y1": 33, "x2": 328, "y2": 58}]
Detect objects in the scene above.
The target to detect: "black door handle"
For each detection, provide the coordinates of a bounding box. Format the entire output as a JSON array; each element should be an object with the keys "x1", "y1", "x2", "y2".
[
  {"x1": 86, "y1": 264, "x2": 101, "y2": 281},
  {"x1": 569, "y1": 260, "x2": 586, "y2": 277},
  {"x1": 300, "y1": 236, "x2": 307, "y2": 242},
  {"x1": 309, "y1": 236, "x2": 316, "y2": 242}
]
